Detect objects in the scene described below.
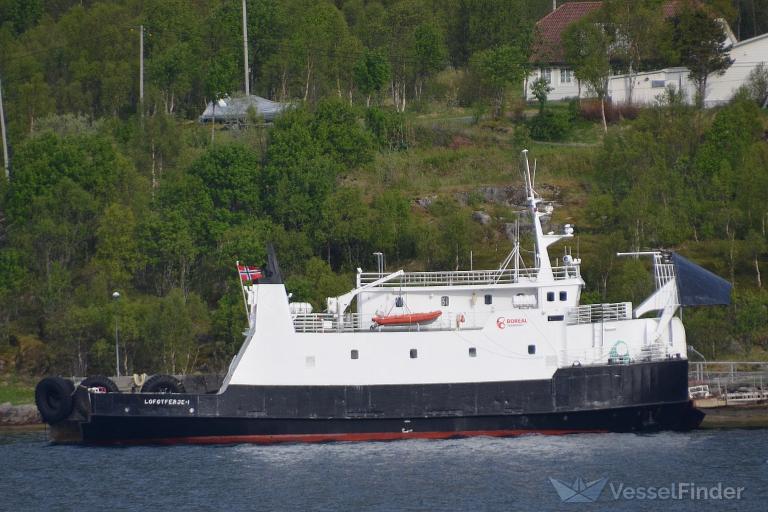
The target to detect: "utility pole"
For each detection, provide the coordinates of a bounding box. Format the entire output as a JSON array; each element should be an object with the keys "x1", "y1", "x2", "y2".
[
  {"x1": 0, "y1": 77, "x2": 9, "y2": 179},
  {"x1": 139, "y1": 25, "x2": 144, "y2": 115},
  {"x1": 112, "y1": 291, "x2": 121, "y2": 377},
  {"x1": 242, "y1": 0, "x2": 250, "y2": 96},
  {"x1": 552, "y1": 0, "x2": 557, "y2": 12}
]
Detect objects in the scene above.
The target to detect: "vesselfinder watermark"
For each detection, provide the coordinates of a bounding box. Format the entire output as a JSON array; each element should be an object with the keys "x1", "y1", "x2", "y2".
[{"x1": 549, "y1": 477, "x2": 746, "y2": 503}]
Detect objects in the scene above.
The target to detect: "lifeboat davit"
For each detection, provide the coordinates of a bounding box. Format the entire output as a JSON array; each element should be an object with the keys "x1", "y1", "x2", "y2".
[{"x1": 372, "y1": 310, "x2": 442, "y2": 326}]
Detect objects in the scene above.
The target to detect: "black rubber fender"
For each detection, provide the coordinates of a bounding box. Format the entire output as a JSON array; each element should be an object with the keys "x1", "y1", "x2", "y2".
[
  {"x1": 35, "y1": 377, "x2": 75, "y2": 424},
  {"x1": 79, "y1": 375, "x2": 119, "y2": 393},
  {"x1": 140, "y1": 374, "x2": 186, "y2": 394}
]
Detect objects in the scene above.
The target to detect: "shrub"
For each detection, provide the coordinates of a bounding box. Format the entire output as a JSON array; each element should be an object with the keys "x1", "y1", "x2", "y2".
[
  {"x1": 579, "y1": 99, "x2": 639, "y2": 123},
  {"x1": 528, "y1": 110, "x2": 572, "y2": 141},
  {"x1": 365, "y1": 107, "x2": 411, "y2": 150}
]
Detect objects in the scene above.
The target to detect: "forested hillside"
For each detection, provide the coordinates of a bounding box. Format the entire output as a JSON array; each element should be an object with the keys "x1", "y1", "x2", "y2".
[{"x1": 0, "y1": 0, "x2": 767, "y2": 378}]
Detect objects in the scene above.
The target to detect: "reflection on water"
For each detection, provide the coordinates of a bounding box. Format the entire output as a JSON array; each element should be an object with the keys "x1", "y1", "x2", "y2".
[{"x1": 1, "y1": 429, "x2": 767, "y2": 511}]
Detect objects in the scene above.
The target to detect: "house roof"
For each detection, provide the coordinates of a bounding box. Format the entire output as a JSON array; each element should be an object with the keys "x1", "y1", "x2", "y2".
[
  {"x1": 530, "y1": 1, "x2": 688, "y2": 65},
  {"x1": 530, "y1": 2, "x2": 602, "y2": 64},
  {"x1": 198, "y1": 94, "x2": 291, "y2": 123}
]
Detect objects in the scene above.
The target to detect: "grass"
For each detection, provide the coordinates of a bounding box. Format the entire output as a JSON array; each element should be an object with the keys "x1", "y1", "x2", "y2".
[{"x1": 0, "y1": 377, "x2": 35, "y2": 405}]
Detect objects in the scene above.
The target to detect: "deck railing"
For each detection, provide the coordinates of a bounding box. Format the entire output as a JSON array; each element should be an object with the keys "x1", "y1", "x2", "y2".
[
  {"x1": 566, "y1": 302, "x2": 632, "y2": 325},
  {"x1": 358, "y1": 265, "x2": 580, "y2": 288},
  {"x1": 292, "y1": 312, "x2": 481, "y2": 333}
]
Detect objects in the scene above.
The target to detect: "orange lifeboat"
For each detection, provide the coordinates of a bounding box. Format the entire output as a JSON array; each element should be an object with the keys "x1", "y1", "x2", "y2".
[{"x1": 372, "y1": 310, "x2": 442, "y2": 326}]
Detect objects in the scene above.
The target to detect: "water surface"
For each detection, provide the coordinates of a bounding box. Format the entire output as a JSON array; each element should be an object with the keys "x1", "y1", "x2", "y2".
[{"x1": 2, "y1": 429, "x2": 766, "y2": 511}]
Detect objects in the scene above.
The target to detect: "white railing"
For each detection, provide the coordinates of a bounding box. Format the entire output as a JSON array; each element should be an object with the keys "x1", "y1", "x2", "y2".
[
  {"x1": 358, "y1": 266, "x2": 580, "y2": 287},
  {"x1": 292, "y1": 312, "x2": 483, "y2": 333},
  {"x1": 566, "y1": 302, "x2": 632, "y2": 325},
  {"x1": 654, "y1": 261, "x2": 675, "y2": 289},
  {"x1": 293, "y1": 313, "x2": 365, "y2": 333}
]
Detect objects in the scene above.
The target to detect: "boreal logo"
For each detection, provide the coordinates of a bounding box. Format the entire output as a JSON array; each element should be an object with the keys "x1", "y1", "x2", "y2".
[{"x1": 496, "y1": 317, "x2": 527, "y2": 329}]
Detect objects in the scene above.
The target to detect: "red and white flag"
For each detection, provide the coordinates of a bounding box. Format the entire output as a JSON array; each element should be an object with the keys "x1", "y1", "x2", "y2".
[{"x1": 237, "y1": 264, "x2": 263, "y2": 282}]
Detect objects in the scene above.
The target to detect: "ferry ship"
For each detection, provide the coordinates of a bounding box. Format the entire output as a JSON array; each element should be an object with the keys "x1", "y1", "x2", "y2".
[{"x1": 35, "y1": 150, "x2": 731, "y2": 445}]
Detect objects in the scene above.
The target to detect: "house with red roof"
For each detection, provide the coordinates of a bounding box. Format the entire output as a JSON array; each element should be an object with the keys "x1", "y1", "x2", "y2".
[{"x1": 524, "y1": 1, "x2": 758, "y2": 107}]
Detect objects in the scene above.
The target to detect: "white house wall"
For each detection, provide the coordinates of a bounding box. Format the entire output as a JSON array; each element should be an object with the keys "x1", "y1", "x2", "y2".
[
  {"x1": 525, "y1": 68, "x2": 581, "y2": 101},
  {"x1": 706, "y1": 33, "x2": 768, "y2": 106},
  {"x1": 527, "y1": 33, "x2": 768, "y2": 108}
]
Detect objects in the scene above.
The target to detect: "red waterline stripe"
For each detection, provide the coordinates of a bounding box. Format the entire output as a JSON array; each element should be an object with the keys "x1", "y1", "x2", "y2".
[{"x1": 94, "y1": 429, "x2": 608, "y2": 446}]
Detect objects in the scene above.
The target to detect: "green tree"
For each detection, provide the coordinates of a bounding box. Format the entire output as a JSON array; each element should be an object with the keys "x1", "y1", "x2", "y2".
[
  {"x1": 563, "y1": 17, "x2": 613, "y2": 131},
  {"x1": 188, "y1": 144, "x2": 262, "y2": 217},
  {"x1": 469, "y1": 44, "x2": 528, "y2": 117},
  {"x1": 353, "y1": 49, "x2": 390, "y2": 107},
  {"x1": 602, "y1": 0, "x2": 669, "y2": 103},
  {"x1": 413, "y1": 21, "x2": 448, "y2": 102},
  {"x1": 672, "y1": 5, "x2": 734, "y2": 108},
  {"x1": 205, "y1": 57, "x2": 238, "y2": 142},
  {"x1": 530, "y1": 77, "x2": 553, "y2": 114},
  {"x1": 311, "y1": 99, "x2": 374, "y2": 169}
]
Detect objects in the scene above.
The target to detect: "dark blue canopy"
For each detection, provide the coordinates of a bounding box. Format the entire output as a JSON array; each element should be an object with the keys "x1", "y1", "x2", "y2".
[{"x1": 672, "y1": 253, "x2": 732, "y2": 306}]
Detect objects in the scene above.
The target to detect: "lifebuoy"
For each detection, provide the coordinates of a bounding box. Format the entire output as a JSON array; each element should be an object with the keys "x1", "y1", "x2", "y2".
[{"x1": 35, "y1": 377, "x2": 75, "y2": 424}]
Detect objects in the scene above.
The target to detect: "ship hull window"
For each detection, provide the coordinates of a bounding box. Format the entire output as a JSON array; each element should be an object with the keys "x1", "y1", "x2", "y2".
[
  {"x1": 410, "y1": 349, "x2": 418, "y2": 359},
  {"x1": 351, "y1": 350, "x2": 359, "y2": 360},
  {"x1": 469, "y1": 347, "x2": 477, "y2": 357},
  {"x1": 528, "y1": 345, "x2": 536, "y2": 355},
  {"x1": 546, "y1": 292, "x2": 555, "y2": 302},
  {"x1": 484, "y1": 294, "x2": 492, "y2": 305},
  {"x1": 559, "y1": 291, "x2": 567, "y2": 301}
]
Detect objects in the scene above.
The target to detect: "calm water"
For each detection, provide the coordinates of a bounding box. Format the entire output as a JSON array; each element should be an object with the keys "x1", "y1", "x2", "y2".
[{"x1": 1, "y1": 429, "x2": 766, "y2": 511}]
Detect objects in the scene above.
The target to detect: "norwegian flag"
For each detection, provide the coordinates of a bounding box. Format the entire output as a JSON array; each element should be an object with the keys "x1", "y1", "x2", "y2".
[{"x1": 237, "y1": 264, "x2": 263, "y2": 282}]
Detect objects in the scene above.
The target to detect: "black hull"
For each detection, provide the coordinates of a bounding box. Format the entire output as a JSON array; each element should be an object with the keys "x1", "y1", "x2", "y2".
[{"x1": 52, "y1": 360, "x2": 704, "y2": 445}]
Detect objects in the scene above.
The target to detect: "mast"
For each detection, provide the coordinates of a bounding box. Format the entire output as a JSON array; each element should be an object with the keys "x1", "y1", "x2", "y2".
[{"x1": 521, "y1": 150, "x2": 553, "y2": 280}]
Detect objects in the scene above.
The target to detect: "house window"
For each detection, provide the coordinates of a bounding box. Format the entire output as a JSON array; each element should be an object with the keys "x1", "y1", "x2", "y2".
[
  {"x1": 441, "y1": 296, "x2": 449, "y2": 307},
  {"x1": 559, "y1": 291, "x2": 567, "y2": 301},
  {"x1": 547, "y1": 292, "x2": 555, "y2": 302},
  {"x1": 561, "y1": 68, "x2": 573, "y2": 83},
  {"x1": 351, "y1": 350, "x2": 359, "y2": 360},
  {"x1": 528, "y1": 345, "x2": 536, "y2": 355},
  {"x1": 541, "y1": 68, "x2": 552, "y2": 83},
  {"x1": 469, "y1": 347, "x2": 477, "y2": 357},
  {"x1": 484, "y1": 294, "x2": 493, "y2": 305},
  {"x1": 410, "y1": 349, "x2": 418, "y2": 359}
]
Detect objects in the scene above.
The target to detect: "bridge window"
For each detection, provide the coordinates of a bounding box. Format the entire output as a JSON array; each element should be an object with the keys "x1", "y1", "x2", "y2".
[
  {"x1": 484, "y1": 294, "x2": 493, "y2": 305},
  {"x1": 547, "y1": 292, "x2": 555, "y2": 302},
  {"x1": 410, "y1": 349, "x2": 418, "y2": 359},
  {"x1": 528, "y1": 345, "x2": 536, "y2": 355},
  {"x1": 441, "y1": 296, "x2": 449, "y2": 306},
  {"x1": 469, "y1": 347, "x2": 477, "y2": 357},
  {"x1": 559, "y1": 291, "x2": 567, "y2": 301},
  {"x1": 351, "y1": 349, "x2": 359, "y2": 360}
]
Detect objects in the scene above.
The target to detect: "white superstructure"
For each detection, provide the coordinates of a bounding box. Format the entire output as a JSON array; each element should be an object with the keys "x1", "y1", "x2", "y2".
[{"x1": 222, "y1": 151, "x2": 687, "y2": 390}]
